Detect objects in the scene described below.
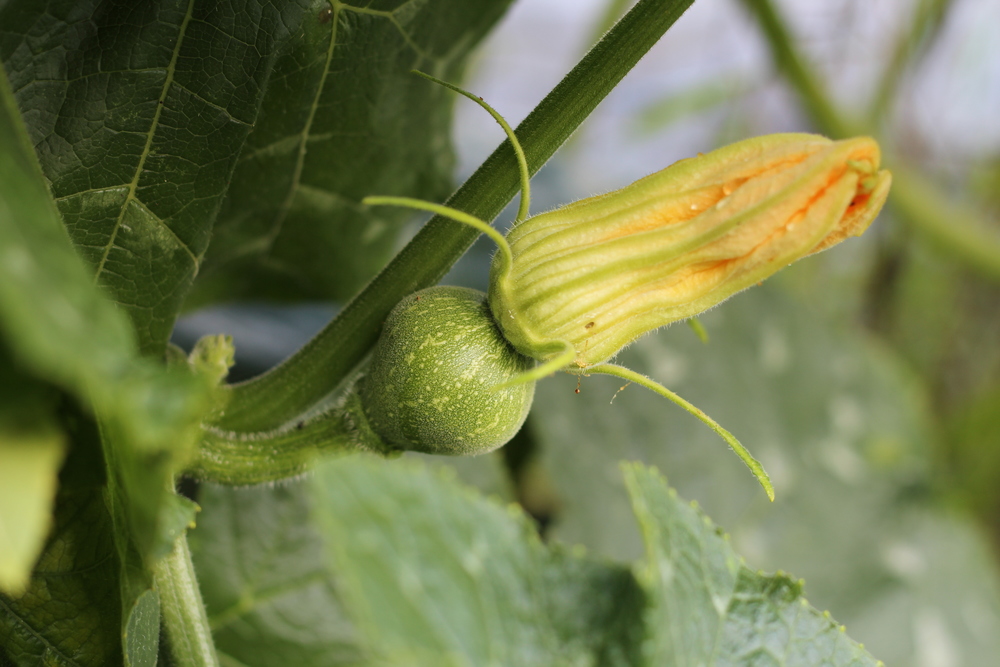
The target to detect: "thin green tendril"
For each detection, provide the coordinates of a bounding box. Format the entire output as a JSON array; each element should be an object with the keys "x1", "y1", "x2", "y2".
[
  {"x1": 584, "y1": 363, "x2": 775, "y2": 501},
  {"x1": 411, "y1": 70, "x2": 532, "y2": 224},
  {"x1": 362, "y1": 196, "x2": 513, "y2": 279}
]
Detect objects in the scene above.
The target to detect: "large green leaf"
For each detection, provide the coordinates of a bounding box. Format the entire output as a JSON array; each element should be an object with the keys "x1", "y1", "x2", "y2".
[
  {"x1": 308, "y1": 455, "x2": 877, "y2": 666},
  {"x1": 185, "y1": 454, "x2": 512, "y2": 665},
  {"x1": 310, "y1": 455, "x2": 645, "y2": 666},
  {"x1": 530, "y1": 283, "x2": 1000, "y2": 664},
  {"x1": 1, "y1": 0, "x2": 253, "y2": 353},
  {"x1": 0, "y1": 51, "x2": 136, "y2": 415},
  {"x1": 624, "y1": 463, "x2": 879, "y2": 666},
  {"x1": 1, "y1": 0, "x2": 513, "y2": 352},
  {"x1": 195, "y1": 0, "x2": 515, "y2": 306},
  {"x1": 0, "y1": 10, "x2": 212, "y2": 561},
  {"x1": 189, "y1": 480, "x2": 363, "y2": 667}
]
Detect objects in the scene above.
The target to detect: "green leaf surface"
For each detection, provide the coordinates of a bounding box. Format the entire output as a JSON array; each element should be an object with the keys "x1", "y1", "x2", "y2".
[
  {"x1": 405, "y1": 450, "x2": 514, "y2": 502},
  {"x1": 307, "y1": 455, "x2": 881, "y2": 666},
  {"x1": 310, "y1": 455, "x2": 648, "y2": 666},
  {"x1": 189, "y1": 456, "x2": 516, "y2": 667},
  {"x1": 623, "y1": 463, "x2": 880, "y2": 666},
  {"x1": 123, "y1": 589, "x2": 160, "y2": 667},
  {"x1": 0, "y1": 488, "x2": 123, "y2": 667},
  {"x1": 189, "y1": 480, "x2": 363, "y2": 667},
  {"x1": 194, "y1": 0, "x2": 515, "y2": 306},
  {"x1": 531, "y1": 284, "x2": 1000, "y2": 664},
  {"x1": 156, "y1": 494, "x2": 199, "y2": 561},
  {"x1": 0, "y1": 55, "x2": 135, "y2": 405},
  {"x1": 2, "y1": 0, "x2": 512, "y2": 342},
  {"x1": 1, "y1": 0, "x2": 242, "y2": 352}
]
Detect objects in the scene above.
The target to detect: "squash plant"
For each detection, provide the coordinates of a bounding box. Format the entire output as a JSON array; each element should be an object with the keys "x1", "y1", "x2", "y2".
[{"x1": 0, "y1": 0, "x2": 954, "y2": 664}]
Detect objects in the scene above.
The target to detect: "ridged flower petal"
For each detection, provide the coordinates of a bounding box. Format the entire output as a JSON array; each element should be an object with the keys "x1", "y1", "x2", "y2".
[{"x1": 489, "y1": 133, "x2": 891, "y2": 367}]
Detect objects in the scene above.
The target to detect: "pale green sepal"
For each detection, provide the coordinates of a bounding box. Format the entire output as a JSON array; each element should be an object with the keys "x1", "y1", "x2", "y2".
[
  {"x1": 362, "y1": 196, "x2": 513, "y2": 279},
  {"x1": 490, "y1": 339, "x2": 575, "y2": 391}
]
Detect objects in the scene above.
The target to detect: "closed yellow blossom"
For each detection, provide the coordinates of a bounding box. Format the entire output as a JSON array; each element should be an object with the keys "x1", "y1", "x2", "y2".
[{"x1": 488, "y1": 133, "x2": 891, "y2": 368}]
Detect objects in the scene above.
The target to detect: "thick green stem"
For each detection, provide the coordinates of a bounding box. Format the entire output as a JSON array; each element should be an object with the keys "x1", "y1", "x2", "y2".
[
  {"x1": 189, "y1": 391, "x2": 391, "y2": 485},
  {"x1": 154, "y1": 533, "x2": 219, "y2": 667},
  {"x1": 215, "y1": 0, "x2": 696, "y2": 432}
]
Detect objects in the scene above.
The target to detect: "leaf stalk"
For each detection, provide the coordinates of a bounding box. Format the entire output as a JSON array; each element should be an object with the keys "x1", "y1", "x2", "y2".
[{"x1": 154, "y1": 532, "x2": 220, "y2": 667}]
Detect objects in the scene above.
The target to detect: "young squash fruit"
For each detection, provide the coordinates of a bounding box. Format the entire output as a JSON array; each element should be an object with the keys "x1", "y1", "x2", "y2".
[{"x1": 360, "y1": 286, "x2": 535, "y2": 455}]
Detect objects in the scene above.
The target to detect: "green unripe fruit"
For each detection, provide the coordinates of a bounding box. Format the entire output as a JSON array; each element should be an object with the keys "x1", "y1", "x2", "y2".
[{"x1": 360, "y1": 286, "x2": 535, "y2": 455}]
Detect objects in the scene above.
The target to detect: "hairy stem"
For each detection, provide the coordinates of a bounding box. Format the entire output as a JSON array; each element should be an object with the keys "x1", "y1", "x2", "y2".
[
  {"x1": 154, "y1": 532, "x2": 218, "y2": 667},
  {"x1": 189, "y1": 391, "x2": 390, "y2": 486}
]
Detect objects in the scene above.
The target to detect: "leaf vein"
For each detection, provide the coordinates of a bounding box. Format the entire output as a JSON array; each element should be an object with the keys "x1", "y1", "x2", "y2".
[
  {"x1": 207, "y1": 570, "x2": 329, "y2": 631},
  {"x1": 130, "y1": 198, "x2": 201, "y2": 269},
  {"x1": 260, "y1": 4, "x2": 341, "y2": 249},
  {"x1": 91, "y1": 0, "x2": 197, "y2": 285},
  {"x1": 0, "y1": 596, "x2": 85, "y2": 667},
  {"x1": 170, "y1": 81, "x2": 253, "y2": 127},
  {"x1": 53, "y1": 185, "x2": 129, "y2": 202},
  {"x1": 336, "y1": 2, "x2": 431, "y2": 60}
]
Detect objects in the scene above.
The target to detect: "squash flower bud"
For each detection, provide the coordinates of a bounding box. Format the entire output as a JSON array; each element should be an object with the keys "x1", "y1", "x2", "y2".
[{"x1": 489, "y1": 133, "x2": 891, "y2": 368}]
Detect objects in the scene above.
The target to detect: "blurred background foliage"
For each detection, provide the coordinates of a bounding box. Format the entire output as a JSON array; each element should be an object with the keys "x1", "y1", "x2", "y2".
[{"x1": 177, "y1": 0, "x2": 1000, "y2": 664}]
